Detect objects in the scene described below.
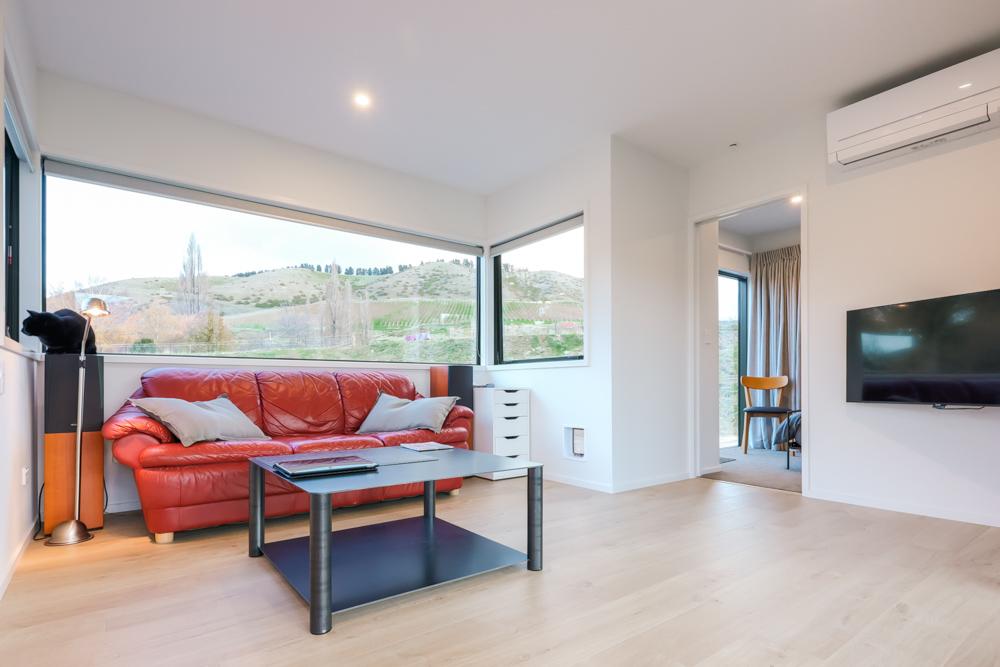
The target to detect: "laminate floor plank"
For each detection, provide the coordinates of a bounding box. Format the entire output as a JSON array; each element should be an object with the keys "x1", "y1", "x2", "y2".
[{"x1": 2, "y1": 477, "x2": 999, "y2": 666}]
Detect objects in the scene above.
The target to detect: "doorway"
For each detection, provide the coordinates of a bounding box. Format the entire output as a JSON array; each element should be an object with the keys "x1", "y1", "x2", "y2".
[{"x1": 697, "y1": 195, "x2": 803, "y2": 493}]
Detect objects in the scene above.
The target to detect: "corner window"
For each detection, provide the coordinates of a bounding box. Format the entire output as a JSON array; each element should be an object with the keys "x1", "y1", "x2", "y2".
[
  {"x1": 43, "y1": 164, "x2": 481, "y2": 364},
  {"x1": 492, "y1": 216, "x2": 584, "y2": 364},
  {"x1": 4, "y1": 133, "x2": 18, "y2": 341}
]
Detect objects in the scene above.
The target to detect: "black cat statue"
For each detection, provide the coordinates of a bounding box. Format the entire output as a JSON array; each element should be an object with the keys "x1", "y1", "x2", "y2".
[{"x1": 21, "y1": 309, "x2": 97, "y2": 354}]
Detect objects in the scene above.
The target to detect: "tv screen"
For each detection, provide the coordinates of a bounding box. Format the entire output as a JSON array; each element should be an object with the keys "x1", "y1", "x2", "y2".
[{"x1": 846, "y1": 288, "x2": 1000, "y2": 406}]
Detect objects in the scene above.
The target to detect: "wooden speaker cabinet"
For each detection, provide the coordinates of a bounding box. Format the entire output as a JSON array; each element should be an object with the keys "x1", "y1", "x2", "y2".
[
  {"x1": 44, "y1": 355, "x2": 105, "y2": 534},
  {"x1": 429, "y1": 365, "x2": 474, "y2": 451}
]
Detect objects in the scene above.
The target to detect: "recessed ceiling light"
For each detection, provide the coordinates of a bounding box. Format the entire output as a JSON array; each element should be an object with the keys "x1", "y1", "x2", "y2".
[
  {"x1": 959, "y1": 83, "x2": 972, "y2": 89},
  {"x1": 355, "y1": 94, "x2": 370, "y2": 106},
  {"x1": 791, "y1": 195, "x2": 803, "y2": 203}
]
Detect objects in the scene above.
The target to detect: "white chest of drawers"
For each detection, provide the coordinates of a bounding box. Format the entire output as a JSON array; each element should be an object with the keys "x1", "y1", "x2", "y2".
[{"x1": 473, "y1": 388, "x2": 530, "y2": 480}]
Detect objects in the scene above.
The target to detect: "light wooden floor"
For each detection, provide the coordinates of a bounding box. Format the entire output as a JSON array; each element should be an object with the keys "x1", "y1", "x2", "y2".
[{"x1": 3, "y1": 476, "x2": 1000, "y2": 666}]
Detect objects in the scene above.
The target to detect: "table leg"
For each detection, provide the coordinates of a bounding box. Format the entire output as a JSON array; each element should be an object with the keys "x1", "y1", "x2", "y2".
[
  {"x1": 249, "y1": 463, "x2": 264, "y2": 558},
  {"x1": 309, "y1": 492, "x2": 333, "y2": 635},
  {"x1": 527, "y1": 466, "x2": 543, "y2": 571},
  {"x1": 423, "y1": 480, "x2": 436, "y2": 520}
]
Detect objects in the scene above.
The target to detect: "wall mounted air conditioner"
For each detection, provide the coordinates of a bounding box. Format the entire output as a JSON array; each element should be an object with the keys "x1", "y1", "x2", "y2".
[{"x1": 827, "y1": 48, "x2": 1000, "y2": 169}]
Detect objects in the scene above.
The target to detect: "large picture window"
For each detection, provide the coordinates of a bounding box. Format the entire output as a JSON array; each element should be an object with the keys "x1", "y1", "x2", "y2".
[
  {"x1": 44, "y1": 167, "x2": 480, "y2": 364},
  {"x1": 492, "y1": 216, "x2": 584, "y2": 364}
]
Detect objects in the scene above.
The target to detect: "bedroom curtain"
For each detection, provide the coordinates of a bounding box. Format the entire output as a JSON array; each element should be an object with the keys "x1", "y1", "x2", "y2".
[{"x1": 748, "y1": 244, "x2": 801, "y2": 449}]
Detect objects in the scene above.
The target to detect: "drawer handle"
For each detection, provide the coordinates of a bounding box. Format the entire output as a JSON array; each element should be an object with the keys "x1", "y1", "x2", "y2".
[
  {"x1": 503, "y1": 417, "x2": 520, "y2": 420},
  {"x1": 502, "y1": 390, "x2": 519, "y2": 394},
  {"x1": 504, "y1": 403, "x2": 519, "y2": 406},
  {"x1": 504, "y1": 436, "x2": 519, "y2": 440}
]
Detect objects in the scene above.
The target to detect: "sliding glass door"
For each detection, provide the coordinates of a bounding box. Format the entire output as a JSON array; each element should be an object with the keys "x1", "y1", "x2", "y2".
[{"x1": 719, "y1": 272, "x2": 747, "y2": 449}]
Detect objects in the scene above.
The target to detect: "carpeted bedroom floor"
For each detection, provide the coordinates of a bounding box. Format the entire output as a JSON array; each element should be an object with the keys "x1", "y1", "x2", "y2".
[{"x1": 702, "y1": 445, "x2": 801, "y2": 493}]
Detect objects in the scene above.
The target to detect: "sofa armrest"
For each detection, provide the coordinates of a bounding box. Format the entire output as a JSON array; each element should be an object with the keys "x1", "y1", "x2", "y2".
[
  {"x1": 102, "y1": 389, "x2": 174, "y2": 444},
  {"x1": 443, "y1": 404, "x2": 474, "y2": 429},
  {"x1": 112, "y1": 433, "x2": 161, "y2": 470}
]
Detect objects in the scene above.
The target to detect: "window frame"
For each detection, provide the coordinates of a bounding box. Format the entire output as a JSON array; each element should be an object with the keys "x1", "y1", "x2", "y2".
[
  {"x1": 490, "y1": 213, "x2": 586, "y2": 367},
  {"x1": 4, "y1": 133, "x2": 19, "y2": 342},
  {"x1": 719, "y1": 269, "x2": 748, "y2": 444},
  {"x1": 41, "y1": 161, "x2": 483, "y2": 366}
]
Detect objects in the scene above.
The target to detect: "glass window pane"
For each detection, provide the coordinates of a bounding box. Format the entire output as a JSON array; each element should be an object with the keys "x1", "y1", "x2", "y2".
[
  {"x1": 44, "y1": 176, "x2": 478, "y2": 363},
  {"x1": 498, "y1": 226, "x2": 584, "y2": 363},
  {"x1": 719, "y1": 274, "x2": 740, "y2": 447}
]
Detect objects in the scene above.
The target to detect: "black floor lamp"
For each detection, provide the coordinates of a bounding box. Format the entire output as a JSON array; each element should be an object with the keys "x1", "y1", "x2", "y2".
[{"x1": 45, "y1": 298, "x2": 110, "y2": 547}]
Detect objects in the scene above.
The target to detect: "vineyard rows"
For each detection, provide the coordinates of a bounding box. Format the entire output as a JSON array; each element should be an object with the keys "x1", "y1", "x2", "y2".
[
  {"x1": 501, "y1": 301, "x2": 583, "y2": 323},
  {"x1": 372, "y1": 300, "x2": 475, "y2": 330}
]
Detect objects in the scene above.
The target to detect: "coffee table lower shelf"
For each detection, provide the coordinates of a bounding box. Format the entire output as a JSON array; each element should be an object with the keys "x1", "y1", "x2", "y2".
[{"x1": 260, "y1": 516, "x2": 526, "y2": 613}]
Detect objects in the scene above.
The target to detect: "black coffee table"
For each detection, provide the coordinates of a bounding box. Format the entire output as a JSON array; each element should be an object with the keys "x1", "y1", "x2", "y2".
[{"x1": 248, "y1": 447, "x2": 543, "y2": 634}]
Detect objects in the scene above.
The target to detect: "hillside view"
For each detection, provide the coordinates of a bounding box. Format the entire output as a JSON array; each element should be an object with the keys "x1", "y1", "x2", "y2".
[{"x1": 47, "y1": 248, "x2": 585, "y2": 364}]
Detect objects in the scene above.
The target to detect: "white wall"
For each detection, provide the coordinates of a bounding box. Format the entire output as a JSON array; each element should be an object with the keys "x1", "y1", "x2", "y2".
[
  {"x1": 752, "y1": 226, "x2": 800, "y2": 254},
  {"x1": 0, "y1": 0, "x2": 42, "y2": 601},
  {"x1": 485, "y1": 138, "x2": 615, "y2": 492},
  {"x1": 484, "y1": 137, "x2": 691, "y2": 493},
  {"x1": 609, "y1": 138, "x2": 691, "y2": 490},
  {"x1": 690, "y1": 120, "x2": 1000, "y2": 526},
  {"x1": 36, "y1": 71, "x2": 485, "y2": 245},
  {"x1": 718, "y1": 228, "x2": 751, "y2": 274},
  {"x1": 0, "y1": 350, "x2": 39, "y2": 597}
]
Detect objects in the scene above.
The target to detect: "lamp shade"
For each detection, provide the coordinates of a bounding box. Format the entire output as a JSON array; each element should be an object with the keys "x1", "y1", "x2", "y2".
[{"x1": 80, "y1": 298, "x2": 110, "y2": 318}]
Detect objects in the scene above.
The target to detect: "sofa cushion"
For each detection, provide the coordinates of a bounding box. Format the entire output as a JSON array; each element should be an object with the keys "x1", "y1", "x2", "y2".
[
  {"x1": 337, "y1": 371, "x2": 420, "y2": 434},
  {"x1": 373, "y1": 426, "x2": 471, "y2": 447},
  {"x1": 287, "y1": 434, "x2": 384, "y2": 454},
  {"x1": 139, "y1": 437, "x2": 295, "y2": 468},
  {"x1": 140, "y1": 368, "x2": 264, "y2": 428},
  {"x1": 257, "y1": 370, "x2": 346, "y2": 436},
  {"x1": 131, "y1": 394, "x2": 269, "y2": 447},
  {"x1": 358, "y1": 392, "x2": 457, "y2": 434}
]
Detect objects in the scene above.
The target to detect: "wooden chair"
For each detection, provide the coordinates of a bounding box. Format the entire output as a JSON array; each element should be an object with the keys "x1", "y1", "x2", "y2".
[{"x1": 740, "y1": 375, "x2": 791, "y2": 454}]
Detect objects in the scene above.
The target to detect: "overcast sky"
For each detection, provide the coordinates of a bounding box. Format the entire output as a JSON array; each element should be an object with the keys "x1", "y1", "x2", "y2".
[{"x1": 45, "y1": 177, "x2": 585, "y2": 291}]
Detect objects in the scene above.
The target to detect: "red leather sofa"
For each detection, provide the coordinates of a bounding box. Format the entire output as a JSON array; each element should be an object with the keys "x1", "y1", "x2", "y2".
[{"x1": 102, "y1": 368, "x2": 473, "y2": 543}]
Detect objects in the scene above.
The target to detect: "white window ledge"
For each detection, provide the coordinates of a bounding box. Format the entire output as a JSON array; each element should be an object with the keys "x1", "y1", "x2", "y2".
[
  {"x1": 1, "y1": 337, "x2": 43, "y2": 361},
  {"x1": 487, "y1": 358, "x2": 589, "y2": 371},
  {"x1": 99, "y1": 353, "x2": 482, "y2": 372}
]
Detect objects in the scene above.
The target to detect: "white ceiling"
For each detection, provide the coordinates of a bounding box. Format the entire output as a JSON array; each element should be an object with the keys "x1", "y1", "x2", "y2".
[
  {"x1": 21, "y1": 1, "x2": 1000, "y2": 194},
  {"x1": 719, "y1": 198, "x2": 800, "y2": 236}
]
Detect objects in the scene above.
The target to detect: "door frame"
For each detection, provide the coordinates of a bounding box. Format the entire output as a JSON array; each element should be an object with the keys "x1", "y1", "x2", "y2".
[{"x1": 688, "y1": 185, "x2": 809, "y2": 494}]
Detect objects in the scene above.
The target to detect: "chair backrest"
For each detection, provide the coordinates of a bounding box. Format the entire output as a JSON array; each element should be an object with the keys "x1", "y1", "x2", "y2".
[{"x1": 740, "y1": 375, "x2": 789, "y2": 408}]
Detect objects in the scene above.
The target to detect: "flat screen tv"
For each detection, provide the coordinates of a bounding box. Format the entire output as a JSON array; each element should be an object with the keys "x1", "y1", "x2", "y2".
[{"x1": 846, "y1": 288, "x2": 1000, "y2": 406}]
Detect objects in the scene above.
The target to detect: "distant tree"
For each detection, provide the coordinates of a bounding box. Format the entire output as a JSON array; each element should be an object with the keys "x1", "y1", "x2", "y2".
[
  {"x1": 130, "y1": 338, "x2": 159, "y2": 354},
  {"x1": 274, "y1": 305, "x2": 309, "y2": 340},
  {"x1": 141, "y1": 302, "x2": 183, "y2": 344},
  {"x1": 186, "y1": 303, "x2": 234, "y2": 349},
  {"x1": 322, "y1": 261, "x2": 353, "y2": 345},
  {"x1": 353, "y1": 287, "x2": 374, "y2": 348},
  {"x1": 178, "y1": 233, "x2": 209, "y2": 315},
  {"x1": 336, "y1": 265, "x2": 342, "y2": 275}
]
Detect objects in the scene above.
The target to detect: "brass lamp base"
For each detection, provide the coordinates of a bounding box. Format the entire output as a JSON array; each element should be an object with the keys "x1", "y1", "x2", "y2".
[{"x1": 45, "y1": 519, "x2": 94, "y2": 546}]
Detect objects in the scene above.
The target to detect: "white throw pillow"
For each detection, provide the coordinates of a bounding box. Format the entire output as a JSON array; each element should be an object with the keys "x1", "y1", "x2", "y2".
[
  {"x1": 357, "y1": 392, "x2": 458, "y2": 434},
  {"x1": 130, "y1": 393, "x2": 269, "y2": 447}
]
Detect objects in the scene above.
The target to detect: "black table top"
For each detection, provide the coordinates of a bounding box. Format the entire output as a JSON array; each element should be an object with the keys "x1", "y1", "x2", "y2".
[{"x1": 251, "y1": 446, "x2": 541, "y2": 495}]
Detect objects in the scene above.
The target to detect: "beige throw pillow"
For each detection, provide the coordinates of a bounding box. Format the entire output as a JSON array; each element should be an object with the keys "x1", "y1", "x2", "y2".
[
  {"x1": 357, "y1": 392, "x2": 458, "y2": 434},
  {"x1": 130, "y1": 393, "x2": 269, "y2": 447}
]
